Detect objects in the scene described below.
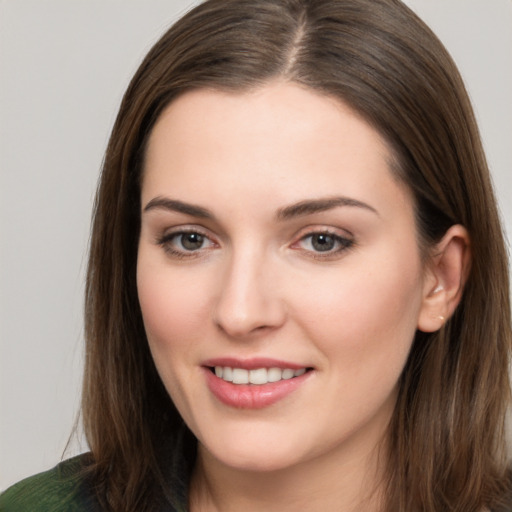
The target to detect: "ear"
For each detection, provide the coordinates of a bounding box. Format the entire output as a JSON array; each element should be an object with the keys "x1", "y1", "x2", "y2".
[{"x1": 417, "y1": 224, "x2": 471, "y2": 333}]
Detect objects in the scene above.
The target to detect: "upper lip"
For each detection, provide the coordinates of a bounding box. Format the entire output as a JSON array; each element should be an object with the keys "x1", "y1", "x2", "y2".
[{"x1": 202, "y1": 357, "x2": 309, "y2": 370}]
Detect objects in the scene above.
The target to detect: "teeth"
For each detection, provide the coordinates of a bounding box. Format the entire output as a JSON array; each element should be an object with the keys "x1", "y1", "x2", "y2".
[
  {"x1": 267, "y1": 367, "x2": 282, "y2": 382},
  {"x1": 213, "y1": 366, "x2": 308, "y2": 385},
  {"x1": 232, "y1": 368, "x2": 249, "y2": 384},
  {"x1": 282, "y1": 369, "x2": 294, "y2": 379},
  {"x1": 249, "y1": 368, "x2": 267, "y2": 385}
]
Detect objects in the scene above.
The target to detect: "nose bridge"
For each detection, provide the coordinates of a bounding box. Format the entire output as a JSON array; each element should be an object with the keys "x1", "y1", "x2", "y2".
[{"x1": 213, "y1": 241, "x2": 285, "y2": 337}]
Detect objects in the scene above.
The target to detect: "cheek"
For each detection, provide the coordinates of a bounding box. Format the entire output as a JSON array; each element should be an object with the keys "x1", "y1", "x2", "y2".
[
  {"x1": 136, "y1": 260, "x2": 208, "y2": 358},
  {"x1": 136, "y1": 259, "x2": 213, "y2": 424},
  {"x1": 295, "y1": 259, "x2": 423, "y2": 371}
]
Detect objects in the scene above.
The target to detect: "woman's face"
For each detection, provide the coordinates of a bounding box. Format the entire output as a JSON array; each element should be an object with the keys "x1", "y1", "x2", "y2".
[{"x1": 137, "y1": 83, "x2": 432, "y2": 473}]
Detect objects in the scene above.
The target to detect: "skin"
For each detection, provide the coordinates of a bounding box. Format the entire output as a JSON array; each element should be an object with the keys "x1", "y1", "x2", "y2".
[{"x1": 137, "y1": 82, "x2": 467, "y2": 511}]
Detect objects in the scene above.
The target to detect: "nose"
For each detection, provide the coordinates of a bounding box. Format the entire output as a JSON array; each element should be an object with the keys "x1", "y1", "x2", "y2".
[{"x1": 212, "y1": 248, "x2": 287, "y2": 338}]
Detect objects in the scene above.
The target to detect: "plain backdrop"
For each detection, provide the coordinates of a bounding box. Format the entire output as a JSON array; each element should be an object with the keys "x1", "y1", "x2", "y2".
[{"x1": 1, "y1": 0, "x2": 511, "y2": 491}]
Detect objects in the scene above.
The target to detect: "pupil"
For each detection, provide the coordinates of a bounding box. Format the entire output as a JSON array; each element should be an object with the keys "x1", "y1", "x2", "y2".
[
  {"x1": 182, "y1": 233, "x2": 204, "y2": 250},
  {"x1": 312, "y1": 234, "x2": 335, "y2": 252}
]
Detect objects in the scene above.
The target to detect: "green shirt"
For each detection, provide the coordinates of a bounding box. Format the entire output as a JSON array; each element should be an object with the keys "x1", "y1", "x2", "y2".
[
  {"x1": 3, "y1": 455, "x2": 512, "y2": 511},
  {"x1": 0, "y1": 455, "x2": 100, "y2": 512}
]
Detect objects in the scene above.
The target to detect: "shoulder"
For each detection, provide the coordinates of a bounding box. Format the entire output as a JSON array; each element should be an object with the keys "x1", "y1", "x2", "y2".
[{"x1": 0, "y1": 454, "x2": 101, "y2": 512}]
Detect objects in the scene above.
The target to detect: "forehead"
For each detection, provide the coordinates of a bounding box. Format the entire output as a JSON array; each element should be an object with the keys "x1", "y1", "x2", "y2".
[
  {"x1": 141, "y1": 82, "x2": 412, "y2": 221},
  {"x1": 146, "y1": 83, "x2": 388, "y2": 157}
]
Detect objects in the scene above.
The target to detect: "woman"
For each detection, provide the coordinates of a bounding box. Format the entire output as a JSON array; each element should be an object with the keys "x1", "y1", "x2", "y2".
[{"x1": 2, "y1": 0, "x2": 511, "y2": 510}]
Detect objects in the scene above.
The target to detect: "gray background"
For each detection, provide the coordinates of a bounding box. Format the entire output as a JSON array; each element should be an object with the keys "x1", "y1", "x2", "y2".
[{"x1": 1, "y1": 0, "x2": 511, "y2": 490}]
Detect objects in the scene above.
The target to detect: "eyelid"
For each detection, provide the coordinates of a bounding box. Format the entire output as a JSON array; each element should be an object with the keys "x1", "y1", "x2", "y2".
[
  {"x1": 291, "y1": 224, "x2": 354, "y2": 241},
  {"x1": 290, "y1": 226, "x2": 355, "y2": 258},
  {"x1": 156, "y1": 225, "x2": 219, "y2": 258},
  {"x1": 157, "y1": 225, "x2": 213, "y2": 241}
]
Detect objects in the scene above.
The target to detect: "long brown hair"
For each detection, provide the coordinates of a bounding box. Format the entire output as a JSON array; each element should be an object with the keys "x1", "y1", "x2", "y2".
[{"x1": 82, "y1": 0, "x2": 511, "y2": 510}]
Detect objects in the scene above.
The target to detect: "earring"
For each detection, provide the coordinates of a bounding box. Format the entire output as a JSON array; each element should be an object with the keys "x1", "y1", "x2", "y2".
[{"x1": 433, "y1": 284, "x2": 444, "y2": 294}]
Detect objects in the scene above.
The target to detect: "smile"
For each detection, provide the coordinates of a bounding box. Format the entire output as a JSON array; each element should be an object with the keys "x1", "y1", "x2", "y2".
[
  {"x1": 203, "y1": 361, "x2": 313, "y2": 409},
  {"x1": 213, "y1": 366, "x2": 307, "y2": 385}
]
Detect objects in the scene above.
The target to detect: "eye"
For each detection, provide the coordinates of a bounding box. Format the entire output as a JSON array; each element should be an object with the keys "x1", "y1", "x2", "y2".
[
  {"x1": 176, "y1": 232, "x2": 207, "y2": 251},
  {"x1": 157, "y1": 229, "x2": 216, "y2": 257},
  {"x1": 296, "y1": 231, "x2": 353, "y2": 255}
]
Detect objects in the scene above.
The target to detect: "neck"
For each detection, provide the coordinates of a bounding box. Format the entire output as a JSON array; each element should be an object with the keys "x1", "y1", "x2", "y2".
[{"x1": 189, "y1": 433, "x2": 388, "y2": 512}]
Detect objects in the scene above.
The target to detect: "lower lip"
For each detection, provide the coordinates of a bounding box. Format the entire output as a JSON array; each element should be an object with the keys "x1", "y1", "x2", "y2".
[{"x1": 203, "y1": 368, "x2": 312, "y2": 409}]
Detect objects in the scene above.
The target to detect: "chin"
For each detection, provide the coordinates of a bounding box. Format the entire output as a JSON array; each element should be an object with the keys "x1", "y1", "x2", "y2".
[
  {"x1": 197, "y1": 428, "x2": 310, "y2": 473},
  {"x1": 209, "y1": 446, "x2": 301, "y2": 473}
]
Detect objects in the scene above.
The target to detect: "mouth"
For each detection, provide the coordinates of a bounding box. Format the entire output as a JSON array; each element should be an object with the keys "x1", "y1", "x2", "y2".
[
  {"x1": 209, "y1": 366, "x2": 311, "y2": 385},
  {"x1": 202, "y1": 359, "x2": 314, "y2": 409}
]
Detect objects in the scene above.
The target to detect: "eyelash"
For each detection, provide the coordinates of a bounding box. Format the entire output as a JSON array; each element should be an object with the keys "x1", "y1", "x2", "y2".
[
  {"x1": 293, "y1": 231, "x2": 354, "y2": 259},
  {"x1": 156, "y1": 228, "x2": 216, "y2": 259},
  {"x1": 156, "y1": 228, "x2": 354, "y2": 260}
]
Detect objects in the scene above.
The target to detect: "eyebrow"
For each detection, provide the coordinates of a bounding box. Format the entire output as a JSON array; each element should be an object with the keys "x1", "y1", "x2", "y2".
[
  {"x1": 275, "y1": 196, "x2": 379, "y2": 220},
  {"x1": 143, "y1": 195, "x2": 378, "y2": 220},
  {"x1": 143, "y1": 197, "x2": 213, "y2": 218}
]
